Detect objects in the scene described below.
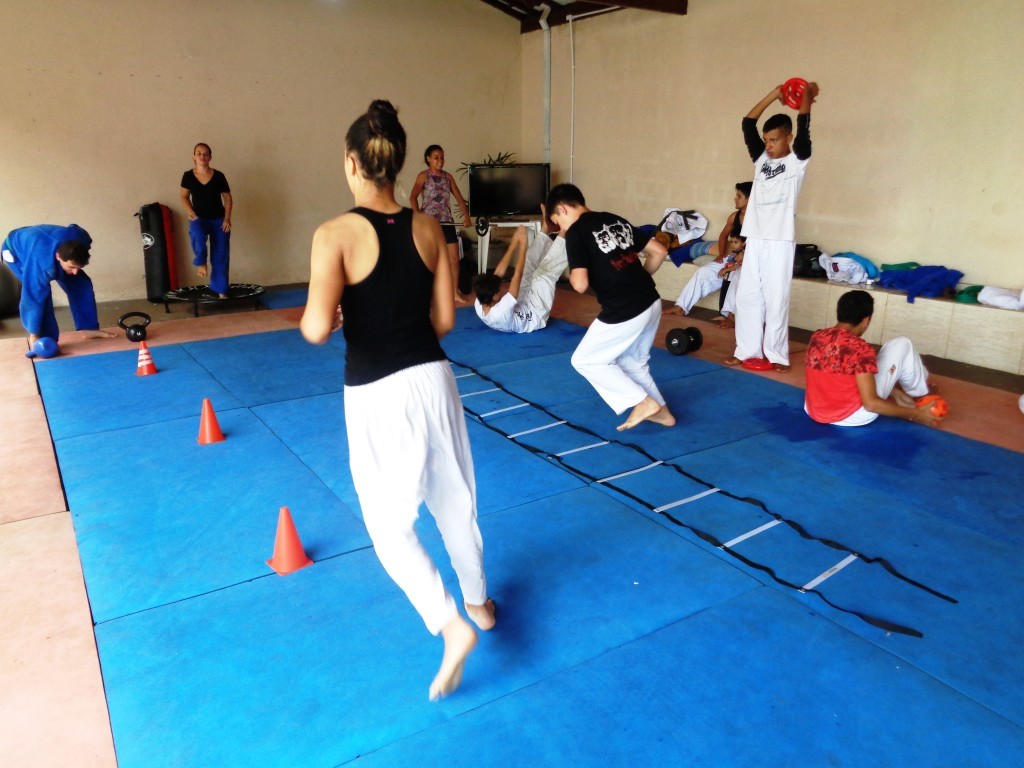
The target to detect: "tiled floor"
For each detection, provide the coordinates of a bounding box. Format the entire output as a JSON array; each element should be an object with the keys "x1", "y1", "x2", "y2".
[{"x1": 0, "y1": 284, "x2": 1021, "y2": 767}]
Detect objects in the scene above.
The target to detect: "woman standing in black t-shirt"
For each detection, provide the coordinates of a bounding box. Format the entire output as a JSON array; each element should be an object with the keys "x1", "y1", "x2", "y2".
[
  {"x1": 300, "y1": 100, "x2": 495, "y2": 702},
  {"x1": 179, "y1": 143, "x2": 232, "y2": 298}
]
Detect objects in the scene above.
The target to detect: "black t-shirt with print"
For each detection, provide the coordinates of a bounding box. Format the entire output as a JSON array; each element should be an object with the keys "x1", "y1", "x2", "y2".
[{"x1": 565, "y1": 210, "x2": 658, "y2": 323}]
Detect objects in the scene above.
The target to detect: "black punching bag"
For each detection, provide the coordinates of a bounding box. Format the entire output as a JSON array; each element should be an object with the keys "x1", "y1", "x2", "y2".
[{"x1": 136, "y1": 203, "x2": 178, "y2": 302}]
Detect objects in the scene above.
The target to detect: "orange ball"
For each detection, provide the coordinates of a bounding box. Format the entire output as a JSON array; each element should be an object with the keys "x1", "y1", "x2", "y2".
[{"x1": 915, "y1": 394, "x2": 948, "y2": 418}]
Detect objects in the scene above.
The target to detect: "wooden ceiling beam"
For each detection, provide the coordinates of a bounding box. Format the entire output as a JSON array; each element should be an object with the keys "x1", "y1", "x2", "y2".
[
  {"x1": 507, "y1": 1, "x2": 687, "y2": 33},
  {"x1": 582, "y1": 0, "x2": 687, "y2": 14},
  {"x1": 476, "y1": 0, "x2": 533, "y2": 20}
]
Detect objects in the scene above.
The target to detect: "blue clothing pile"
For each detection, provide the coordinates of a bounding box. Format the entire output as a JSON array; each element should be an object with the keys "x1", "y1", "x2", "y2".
[{"x1": 878, "y1": 266, "x2": 964, "y2": 303}]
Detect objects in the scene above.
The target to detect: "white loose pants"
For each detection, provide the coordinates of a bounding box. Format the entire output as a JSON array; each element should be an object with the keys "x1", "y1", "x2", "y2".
[
  {"x1": 674, "y1": 260, "x2": 724, "y2": 314},
  {"x1": 833, "y1": 336, "x2": 930, "y2": 426},
  {"x1": 572, "y1": 298, "x2": 665, "y2": 414},
  {"x1": 521, "y1": 236, "x2": 568, "y2": 326},
  {"x1": 722, "y1": 268, "x2": 740, "y2": 317},
  {"x1": 344, "y1": 360, "x2": 486, "y2": 635},
  {"x1": 733, "y1": 238, "x2": 794, "y2": 365}
]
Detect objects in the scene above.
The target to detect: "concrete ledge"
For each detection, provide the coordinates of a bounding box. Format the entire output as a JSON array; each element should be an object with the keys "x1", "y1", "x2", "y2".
[{"x1": 655, "y1": 264, "x2": 1024, "y2": 375}]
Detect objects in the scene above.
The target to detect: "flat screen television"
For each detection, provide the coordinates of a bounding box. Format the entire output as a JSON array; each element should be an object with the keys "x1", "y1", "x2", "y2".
[{"x1": 468, "y1": 163, "x2": 550, "y2": 218}]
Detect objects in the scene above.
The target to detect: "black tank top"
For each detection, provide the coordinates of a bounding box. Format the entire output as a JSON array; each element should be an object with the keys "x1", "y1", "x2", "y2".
[{"x1": 341, "y1": 207, "x2": 446, "y2": 386}]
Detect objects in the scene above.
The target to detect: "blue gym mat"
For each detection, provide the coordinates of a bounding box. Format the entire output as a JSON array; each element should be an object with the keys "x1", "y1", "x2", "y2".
[
  {"x1": 471, "y1": 349, "x2": 720, "y2": 411},
  {"x1": 95, "y1": 488, "x2": 757, "y2": 767},
  {"x1": 35, "y1": 345, "x2": 245, "y2": 440},
  {"x1": 441, "y1": 317, "x2": 587, "y2": 368},
  {"x1": 36, "y1": 307, "x2": 1024, "y2": 765},
  {"x1": 253, "y1": 392, "x2": 584, "y2": 517},
  {"x1": 259, "y1": 287, "x2": 308, "y2": 309},
  {"x1": 355, "y1": 588, "x2": 1024, "y2": 767},
  {"x1": 183, "y1": 329, "x2": 346, "y2": 407},
  {"x1": 55, "y1": 407, "x2": 368, "y2": 623},
  {"x1": 535, "y1": 365, "x2": 804, "y2": 459}
]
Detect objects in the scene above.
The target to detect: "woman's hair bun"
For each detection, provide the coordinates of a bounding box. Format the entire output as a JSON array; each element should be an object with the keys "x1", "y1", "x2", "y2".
[
  {"x1": 367, "y1": 100, "x2": 399, "y2": 136},
  {"x1": 346, "y1": 99, "x2": 406, "y2": 185}
]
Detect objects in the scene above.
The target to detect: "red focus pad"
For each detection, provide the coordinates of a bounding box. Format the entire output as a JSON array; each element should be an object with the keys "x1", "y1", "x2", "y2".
[
  {"x1": 742, "y1": 357, "x2": 775, "y2": 371},
  {"x1": 782, "y1": 78, "x2": 807, "y2": 109}
]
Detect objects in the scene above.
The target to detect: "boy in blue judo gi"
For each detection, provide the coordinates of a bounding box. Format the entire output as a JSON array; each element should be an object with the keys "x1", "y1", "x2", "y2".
[{"x1": 1, "y1": 224, "x2": 114, "y2": 351}]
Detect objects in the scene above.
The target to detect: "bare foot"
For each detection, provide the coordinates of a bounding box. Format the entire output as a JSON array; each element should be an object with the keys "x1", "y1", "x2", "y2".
[
  {"x1": 647, "y1": 405, "x2": 676, "y2": 427},
  {"x1": 197, "y1": 265, "x2": 207, "y2": 279},
  {"x1": 617, "y1": 397, "x2": 673, "y2": 431},
  {"x1": 465, "y1": 599, "x2": 496, "y2": 631},
  {"x1": 217, "y1": 294, "x2": 228, "y2": 299},
  {"x1": 773, "y1": 364, "x2": 791, "y2": 372},
  {"x1": 662, "y1": 305, "x2": 685, "y2": 316},
  {"x1": 723, "y1": 356, "x2": 741, "y2": 366},
  {"x1": 429, "y1": 615, "x2": 477, "y2": 701}
]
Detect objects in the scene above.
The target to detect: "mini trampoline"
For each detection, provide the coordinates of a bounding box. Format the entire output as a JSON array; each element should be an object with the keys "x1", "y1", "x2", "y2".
[{"x1": 162, "y1": 284, "x2": 265, "y2": 317}]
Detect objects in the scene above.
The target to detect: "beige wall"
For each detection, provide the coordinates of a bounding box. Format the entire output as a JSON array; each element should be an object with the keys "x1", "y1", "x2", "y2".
[
  {"x1": 521, "y1": 0, "x2": 1024, "y2": 289},
  {"x1": 5, "y1": 0, "x2": 1022, "y2": 304},
  {"x1": 0, "y1": 0, "x2": 522, "y2": 302}
]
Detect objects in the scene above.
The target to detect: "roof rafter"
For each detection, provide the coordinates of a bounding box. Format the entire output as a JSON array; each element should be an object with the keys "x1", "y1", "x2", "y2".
[{"x1": 477, "y1": 1, "x2": 688, "y2": 33}]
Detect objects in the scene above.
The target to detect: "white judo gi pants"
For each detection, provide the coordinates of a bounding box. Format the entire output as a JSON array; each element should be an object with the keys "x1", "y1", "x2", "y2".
[
  {"x1": 674, "y1": 260, "x2": 724, "y2": 314},
  {"x1": 572, "y1": 298, "x2": 665, "y2": 414},
  {"x1": 520, "y1": 236, "x2": 568, "y2": 323},
  {"x1": 733, "y1": 238, "x2": 794, "y2": 365},
  {"x1": 722, "y1": 269, "x2": 740, "y2": 317},
  {"x1": 344, "y1": 360, "x2": 486, "y2": 635},
  {"x1": 833, "y1": 336, "x2": 930, "y2": 426}
]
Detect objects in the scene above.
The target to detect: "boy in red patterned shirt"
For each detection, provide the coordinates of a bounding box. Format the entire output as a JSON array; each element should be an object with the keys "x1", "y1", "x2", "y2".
[{"x1": 804, "y1": 290, "x2": 943, "y2": 427}]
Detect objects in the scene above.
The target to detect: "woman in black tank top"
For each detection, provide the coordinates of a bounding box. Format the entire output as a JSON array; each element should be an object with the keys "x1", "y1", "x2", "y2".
[{"x1": 301, "y1": 100, "x2": 495, "y2": 702}]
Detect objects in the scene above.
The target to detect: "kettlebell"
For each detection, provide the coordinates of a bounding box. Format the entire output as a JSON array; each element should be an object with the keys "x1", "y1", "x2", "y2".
[
  {"x1": 666, "y1": 327, "x2": 703, "y2": 356},
  {"x1": 25, "y1": 336, "x2": 60, "y2": 359},
  {"x1": 117, "y1": 311, "x2": 152, "y2": 342}
]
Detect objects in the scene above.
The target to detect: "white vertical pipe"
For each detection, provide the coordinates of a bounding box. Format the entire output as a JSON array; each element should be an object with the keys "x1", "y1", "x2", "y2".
[
  {"x1": 568, "y1": 15, "x2": 576, "y2": 182},
  {"x1": 539, "y1": 5, "x2": 551, "y2": 165}
]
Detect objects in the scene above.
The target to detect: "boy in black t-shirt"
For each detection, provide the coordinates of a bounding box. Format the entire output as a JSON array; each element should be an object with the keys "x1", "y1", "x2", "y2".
[{"x1": 546, "y1": 183, "x2": 675, "y2": 431}]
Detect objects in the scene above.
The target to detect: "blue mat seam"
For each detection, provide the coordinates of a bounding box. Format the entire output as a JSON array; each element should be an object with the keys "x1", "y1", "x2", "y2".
[{"x1": 92, "y1": 544, "x2": 376, "y2": 628}]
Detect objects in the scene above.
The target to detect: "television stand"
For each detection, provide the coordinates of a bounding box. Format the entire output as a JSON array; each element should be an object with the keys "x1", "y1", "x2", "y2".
[{"x1": 476, "y1": 219, "x2": 542, "y2": 274}]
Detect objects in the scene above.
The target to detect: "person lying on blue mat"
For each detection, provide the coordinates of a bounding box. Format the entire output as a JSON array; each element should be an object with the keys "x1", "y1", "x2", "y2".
[
  {"x1": 804, "y1": 290, "x2": 943, "y2": 428},
  {"x1": 1, "y1": 224, "x2": 115, "y2": 350},
  {"x1": 473, "y1": 205, "x2": 567, "y2": 334}
]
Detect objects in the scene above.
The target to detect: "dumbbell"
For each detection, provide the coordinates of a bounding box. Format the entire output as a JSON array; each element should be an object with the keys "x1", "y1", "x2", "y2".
[{"x1": 666, "y1": 327, "x2": 703, "y2": 356}]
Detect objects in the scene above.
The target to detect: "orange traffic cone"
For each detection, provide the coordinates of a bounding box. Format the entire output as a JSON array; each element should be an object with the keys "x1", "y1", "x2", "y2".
[
  {"x1": 266, "y1": 507, "x2": 314, "y2": 575},
  {"x1": 136, "y1": 341, "x2": 158, "y2": 377},
  {"x1": 197, "y1": 398, "x2": 225, "y2": 444}
]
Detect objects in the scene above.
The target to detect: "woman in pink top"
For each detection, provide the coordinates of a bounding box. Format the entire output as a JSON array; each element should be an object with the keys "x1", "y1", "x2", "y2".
[{"x1": 411, "y1": 145, "x2": 472, "y2": 304}]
